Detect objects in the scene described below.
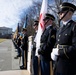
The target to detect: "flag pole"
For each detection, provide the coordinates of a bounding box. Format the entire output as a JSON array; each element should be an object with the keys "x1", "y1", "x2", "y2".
[{"x1": 35, "y1": 0, "x2": 48, "y2": 75}]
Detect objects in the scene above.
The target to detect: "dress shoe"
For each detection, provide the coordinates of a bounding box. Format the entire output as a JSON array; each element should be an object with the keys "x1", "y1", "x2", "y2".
[
  {"x1": 20, "y1": 65, "x2": 27, "y2": 70},
  {"x1": 14, "y1": 55, "x2": 21, "y2": 59}
]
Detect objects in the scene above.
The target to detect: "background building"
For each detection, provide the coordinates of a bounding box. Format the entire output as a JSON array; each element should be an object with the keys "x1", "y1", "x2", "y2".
[{"x1": 0, "y1": 27, "x2": 12, "y2": 38}]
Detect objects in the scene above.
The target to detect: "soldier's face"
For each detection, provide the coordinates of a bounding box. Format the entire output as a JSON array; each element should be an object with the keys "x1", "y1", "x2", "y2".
[
  {"x1": 33, "y1": 25, "x2": 38, "y2": 30},
  {"x1": 44, "y1": 20, "x2": 52, "y2": 27},
  {"x1": 59, "y1": 11, "x2": 65, "y2": 19},
  {"x1": 23, "y1": 31, "x2": 26, "y2": 34},
  {"x1": 59, "y1": 11, "x2": 69, "y2": 21},
  {"x1": 44, "y1": 19, "x2": 49, "y2": 25}
]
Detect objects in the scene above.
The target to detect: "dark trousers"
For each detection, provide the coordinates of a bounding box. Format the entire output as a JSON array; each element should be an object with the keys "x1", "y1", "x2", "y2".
[
  {"x1": 40, "y1": 59, "x2": 50, "y2": 75},
  {"x1": 17, "y1": 47, "x2": 21, "y2": 56},
  {"x1": 54, "y1": 73, "x2": 76, "y2": 75},
  {"x1": 54, "y1": 73, "x2": 64, "y2": 75},
  {"x1": 32, "y1": 50, "x2": 35, "y2": 63},
  {"x1": 21, "y1": 49, "x2": 27, "y2": 68},
  {"x1": 54, "y1": 73, "x2": 63, "y2": 75},
  {"x1": 14, "y1": 42, "x2": 17, "y2": 49},
  {"x1": 32, "y1": 50, "x2": 38, "y2": 75},
  {"x1": 33, "y1": 56, "x2": 38, "y2": 75},
  {"x1": 54, "y1": 72, "x2": 76, "y2": 75}
]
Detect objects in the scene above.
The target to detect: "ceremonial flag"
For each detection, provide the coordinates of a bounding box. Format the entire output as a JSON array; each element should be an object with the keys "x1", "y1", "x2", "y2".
[
  {"x1": 16, "y1": 23, "x2": 19, "y2": 35},
  {"x1": 35, "y1": 0, "x2": 48, "y2": 56},
  {"x1": 23, "y1": 14, "x2": 28, "y2": 28}
]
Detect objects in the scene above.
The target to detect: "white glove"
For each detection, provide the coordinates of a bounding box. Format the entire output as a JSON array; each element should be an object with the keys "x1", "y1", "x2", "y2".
[
  {"x1": 35, "y1": 48, "x2": 40, "y2": 57},
  {"x1": 31, "y1": 45, "x2": 33, "y2": 49},
  {"x1": 51, "y1": 48, "x2": 59, "y2": 61},
  {"x1": 51, "y1": 52, "x2": 58, "y2": 61},
  {"x1": 52, "y1": 48, "x2": 59, "y2": 55}
]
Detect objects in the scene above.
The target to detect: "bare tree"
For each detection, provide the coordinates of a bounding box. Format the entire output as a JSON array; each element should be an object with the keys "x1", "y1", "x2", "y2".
[
  {"x1": 19, "y1": 1, "x2": 41, "y2": 35},
  {"x1": 49, "y1": 0, "x2": 76, "y2": 27},
  {"x1": 19, "y1": 0, "x2": 76, "y2": 33},
  {"x1": 26, "y1": 1, "x2": 41, "y2": 35}
]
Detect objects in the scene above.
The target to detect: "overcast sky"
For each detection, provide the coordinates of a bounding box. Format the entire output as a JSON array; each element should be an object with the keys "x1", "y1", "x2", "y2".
[{"x1": 0, "y1": 0, "x2": 33, "y2": 31}]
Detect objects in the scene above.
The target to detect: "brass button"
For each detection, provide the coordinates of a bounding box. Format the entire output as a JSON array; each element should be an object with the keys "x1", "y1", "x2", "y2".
[
  {"x1": 65, "y1": 34, "x2": 67, "y2": 36},
  {"x1": 58, "y1": 39, "x2": 60, "y2": 41},
  {"x1": 59, "y1": 35, "x2": 61, "y2": 37}
]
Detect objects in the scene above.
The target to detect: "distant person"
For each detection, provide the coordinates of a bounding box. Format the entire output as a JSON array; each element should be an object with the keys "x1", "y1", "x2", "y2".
[
  {"x1": 20, "y1": 28, "x2": 28, "y2": 69},
  {"x1": 14, "y1": 33, "x2": 21, "y2": 59}
]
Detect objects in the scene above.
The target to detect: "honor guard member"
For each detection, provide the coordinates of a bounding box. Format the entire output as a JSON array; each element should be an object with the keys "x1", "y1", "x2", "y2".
[
  {"x1": 20, "y1": 28, "x2": 28, "y2": 69},
  {"x1": 14, "y1": 33, "x2": 21, "y2": 59},
  {"x1": 31, "y1": 20, "x2": 39, "y2": 75},
  {"x1": 38, "y1": 13, "x2": 56, "y2": 75},
  {"x1": 51, "y1": 2, "x2": 76, "y2": 75}
]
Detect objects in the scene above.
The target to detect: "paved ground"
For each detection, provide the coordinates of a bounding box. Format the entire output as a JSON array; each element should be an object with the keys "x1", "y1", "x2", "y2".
[
  {"x1": 0, "y1": 39, "x2": 22, "y2": 71},
  {"x1": 0, "y1": 70, "x2": 29, "y2": 75}
]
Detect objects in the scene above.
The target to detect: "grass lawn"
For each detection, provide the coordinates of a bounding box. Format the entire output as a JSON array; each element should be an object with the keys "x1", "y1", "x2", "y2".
[{"x1": 0, "y1": 39, "x2": 6, "y2": 43}]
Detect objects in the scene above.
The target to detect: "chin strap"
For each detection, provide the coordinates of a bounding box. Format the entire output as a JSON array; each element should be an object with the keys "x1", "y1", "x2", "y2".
[
  {"x1": 44, "y1": 19, "x2": 50, "y2": 27},
  {"x1": 59, "y1": 10, "x2": 69, "y2": 26}
]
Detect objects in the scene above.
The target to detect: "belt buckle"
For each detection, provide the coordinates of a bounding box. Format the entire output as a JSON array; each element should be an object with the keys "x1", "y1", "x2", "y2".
[
  {"x1": 62, "y1": 45, "x2": 63, "y2": 49},
  {"x1": 57, "y1": 44, "x2": 59, "y2": 48},
  {"x1": 59, "y1": 45, "x2": 63, "y2": 49},
  {"x1": 57, "y1": 44, "x2": 63, "y2": 49}
]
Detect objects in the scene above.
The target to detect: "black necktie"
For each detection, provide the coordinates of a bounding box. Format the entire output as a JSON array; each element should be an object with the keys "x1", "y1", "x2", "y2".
[
  {"x1": 61, "y1": 25, "x2": 65, "y2": 30},
  {"x1": 63, "y1": 25, "x2": 66, "y2": 27}
]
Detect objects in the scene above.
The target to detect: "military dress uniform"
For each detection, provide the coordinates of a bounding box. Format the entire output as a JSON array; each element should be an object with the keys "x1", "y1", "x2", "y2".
[
  {"x1": 55, "y1": 20, "x2": 76, "y2": 75},
  {"x1": 20, "y1": 28, "x2": 28, "y2": 69},
  {"x1": 38, "y1": 14, "x2": 56, "y2": 75},
  {"x1": 16, "y1": 35, "x2": 21, "y2": 57},
  {"x1": 32, "y1": 31, "x2": 38, "y2": 75},
  {"x1": 51, "y1": 2, "x2": 76, "y2": 75},
  {"x1": 32, "y1": 20, "x2": 39, "y2": 75},
  {"x1": 32, "y1": 21, "x2": 39, "y2": 59}
]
